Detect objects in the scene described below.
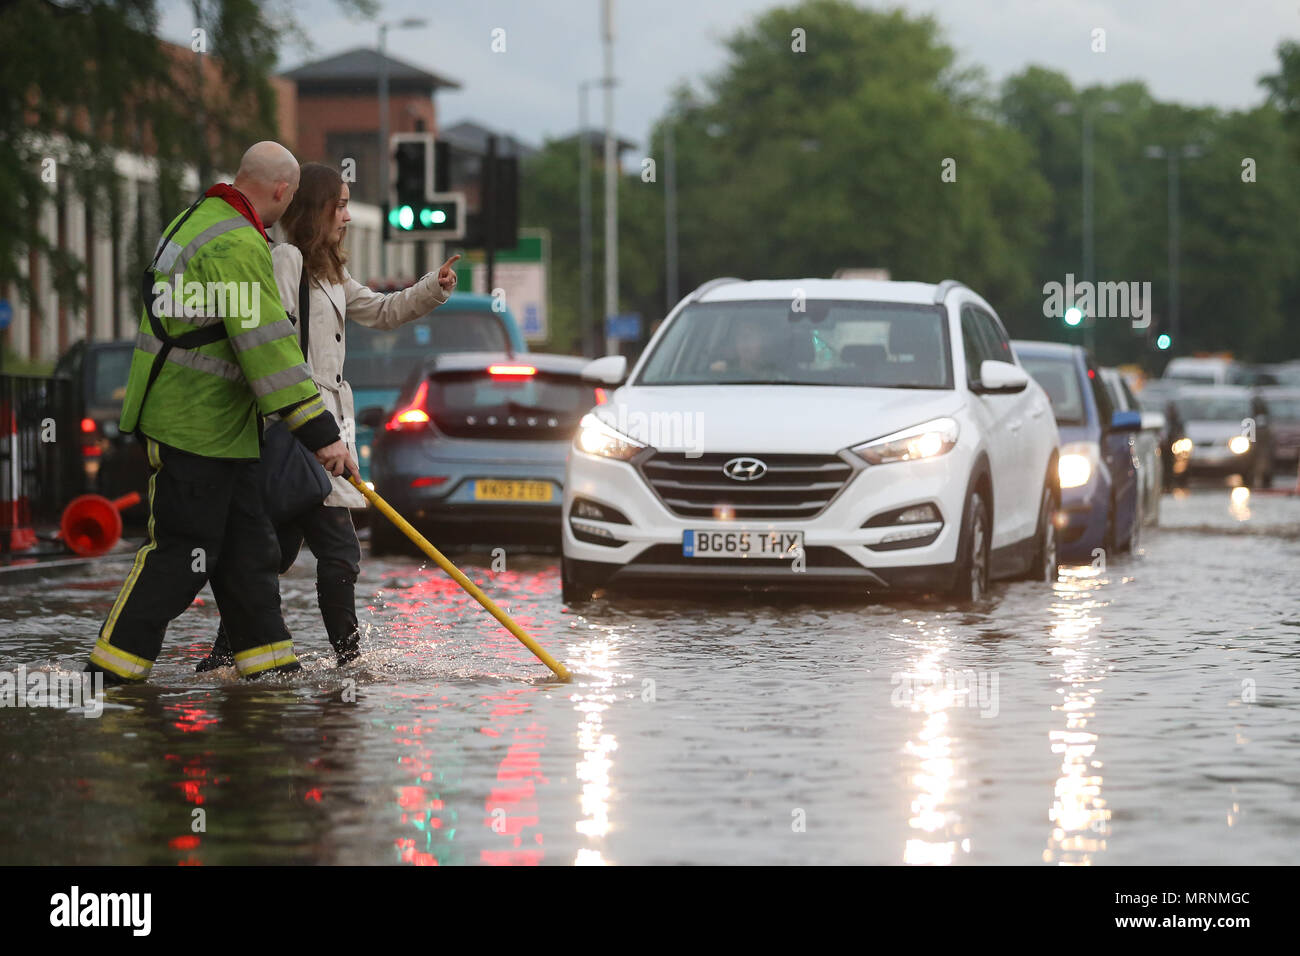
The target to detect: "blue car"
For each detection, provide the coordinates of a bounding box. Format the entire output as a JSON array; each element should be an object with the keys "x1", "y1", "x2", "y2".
[
  {"x1": 1013, "y1": 341, "x2": 1143, "y2": 562},
  {"x1": 342, "y1": 292, "x2": 527, "y2": 483}
]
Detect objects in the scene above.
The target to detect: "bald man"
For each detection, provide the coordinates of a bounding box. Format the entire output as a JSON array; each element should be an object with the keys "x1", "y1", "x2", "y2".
[{"x1": 84, "y1": 141, "x2": 357, "y2": 685}]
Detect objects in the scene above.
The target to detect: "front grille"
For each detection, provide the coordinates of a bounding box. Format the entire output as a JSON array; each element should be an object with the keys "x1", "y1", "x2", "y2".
[{"x1": 639, "y1": 452, "x2": 854, "y2": 519}]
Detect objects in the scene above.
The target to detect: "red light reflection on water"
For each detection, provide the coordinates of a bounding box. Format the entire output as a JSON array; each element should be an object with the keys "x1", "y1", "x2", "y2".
[{"x1": 480, "y1": 688, "x2": 548, "y2": 866}]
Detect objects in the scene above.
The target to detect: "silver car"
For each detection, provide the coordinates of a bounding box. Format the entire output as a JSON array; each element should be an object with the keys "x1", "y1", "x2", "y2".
[{"x1": 358, "y1": 351, "x2": 600, "y2": 555}]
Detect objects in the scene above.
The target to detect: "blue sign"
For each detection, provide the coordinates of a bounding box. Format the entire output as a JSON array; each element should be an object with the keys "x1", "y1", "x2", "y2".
[
  {"x1": 605, "y1": 313, "x2": 642, "y2": 340},
  {"x1": 0, "y1": 299, "x2": 11, "y2": 332},
  {"x1": 522, "y1": 304, "x2": 541, "y2": 336}
]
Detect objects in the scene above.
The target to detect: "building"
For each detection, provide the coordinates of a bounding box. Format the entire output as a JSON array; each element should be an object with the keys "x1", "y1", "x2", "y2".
[
  {"x1": 2, "y1": 40, "x2": 298, "y2": 364},
  {"x1": 280, "y1": 47, "x2": 463, "y2": 284}
]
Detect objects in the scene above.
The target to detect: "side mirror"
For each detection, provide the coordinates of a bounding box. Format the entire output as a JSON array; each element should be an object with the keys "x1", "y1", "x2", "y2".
[
  {"x1": 582, "y1": 354, "x2": 628, "y2": 386},
  {"x1": 358, "y1": 406, "x2": 386, "y2": 428},
  {"x1": 973, "y1": 359, "x2": 1029, "y2": 394},
  {"x1": 1110, "y1": 410, "x2": 1143, "y2": 431}
]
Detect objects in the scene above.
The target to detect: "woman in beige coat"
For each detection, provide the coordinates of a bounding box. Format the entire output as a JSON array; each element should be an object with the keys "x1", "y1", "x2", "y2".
[{"x1": 199, "y1": 162, "x2": 458, "y2": 669}]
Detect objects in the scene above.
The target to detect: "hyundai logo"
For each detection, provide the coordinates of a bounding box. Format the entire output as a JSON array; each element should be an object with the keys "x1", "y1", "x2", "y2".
[{"x1": 723, "y1": 456, "x2": 768, "y2": 481}]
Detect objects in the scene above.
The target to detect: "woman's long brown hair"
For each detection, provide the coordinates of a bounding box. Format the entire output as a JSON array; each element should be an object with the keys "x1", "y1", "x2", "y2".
[{"x1": 279, "y1": 162, "x2": 348, "y2": 285}]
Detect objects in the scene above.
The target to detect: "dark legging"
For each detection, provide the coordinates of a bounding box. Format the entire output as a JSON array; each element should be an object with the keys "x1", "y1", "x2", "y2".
[{"x1": 204, "y1": 503, "x2": 361, "y2": 665}]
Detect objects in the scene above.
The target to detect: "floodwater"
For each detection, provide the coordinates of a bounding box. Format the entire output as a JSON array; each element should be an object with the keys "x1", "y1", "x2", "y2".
[{"x1": 1, "y1": 483, "x2": 1297, "y2": 865}]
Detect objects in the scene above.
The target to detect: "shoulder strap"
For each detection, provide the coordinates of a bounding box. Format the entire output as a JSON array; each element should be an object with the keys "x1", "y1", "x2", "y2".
[
  {"x1": 136, "y1": 193, "x2": 234, "y2": 421},
  {"x1": 298, "y1": 257, "x2": 311, "y2": 359}
]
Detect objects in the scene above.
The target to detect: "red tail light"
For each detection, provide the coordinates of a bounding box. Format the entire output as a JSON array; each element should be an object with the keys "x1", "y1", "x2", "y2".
[
  {"x1": 81, "y1": 418, "x2": 100, "y2": 456},
  {"x1": 386, "y1": 380, "x2": 430, "y2": 431},
  {"x1": 410, "y1": 476, "x2": 448, "y2": 488},
  {"x1": 488, "y1": 364, "x2": 536, "y2": 377},
  {"x1": 594, "y1": 387, "x2": 609, "y2": 405}
]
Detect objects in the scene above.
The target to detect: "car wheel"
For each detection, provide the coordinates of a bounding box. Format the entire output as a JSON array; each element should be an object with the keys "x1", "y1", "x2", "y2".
[
  {"x1": 561, "y1": 558, "x2": 596, "y2": 604},
  {"x1": 954, "y1": 490, "x2": 991, "y2": 602},
  {"x1": 1028, "y1": 480, "x2": 1059, "y2": 584}
]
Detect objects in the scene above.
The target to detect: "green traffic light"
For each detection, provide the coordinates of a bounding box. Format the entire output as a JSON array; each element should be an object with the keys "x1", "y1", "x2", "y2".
[
  {"x1": 1156, "y1": 333, "x2": 1171, "y2": 350},
  {"x1": 397, "y1": 205, "x2": 415, "y2": 230},
  {"x1": 1064, "y1": 306, "x2": 1083, "y2": 327}
]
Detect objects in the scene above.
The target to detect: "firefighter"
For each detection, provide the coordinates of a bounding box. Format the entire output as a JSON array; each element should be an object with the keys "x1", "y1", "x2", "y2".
[{"x1": 84, "y1": 141, "x2": 358, "y2": 685}]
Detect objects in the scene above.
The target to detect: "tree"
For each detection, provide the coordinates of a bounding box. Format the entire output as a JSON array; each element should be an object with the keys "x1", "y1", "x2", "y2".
[{"x1": 0, "y1": 0, "x2": 374, "y2": 319}]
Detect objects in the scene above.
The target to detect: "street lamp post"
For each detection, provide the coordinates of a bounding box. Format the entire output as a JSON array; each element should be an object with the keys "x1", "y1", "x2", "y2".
[
  {"x1": 1145, "y1": 143, "x2": 1202, "y2": 351},
  {"x1": 578, "y1": 78, "x2": 605, "y2": 358},
  {"x1": 1055, "y1": 99, "x2": 1121, "y2": 350},
  {"x1": 602, "y1": 0, "x2": 618, "y2": 356},
  {"x1": 377, "y1": 16, "x2": 427, "y2": 279}
]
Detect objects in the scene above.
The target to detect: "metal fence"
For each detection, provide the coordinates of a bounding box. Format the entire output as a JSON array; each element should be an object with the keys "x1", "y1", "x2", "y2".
[{"x1": 1, "y1": 374, "x2": 82, "y2": 556}]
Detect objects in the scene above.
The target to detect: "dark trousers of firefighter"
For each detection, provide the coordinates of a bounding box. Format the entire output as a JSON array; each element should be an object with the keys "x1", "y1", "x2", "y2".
[
  {"x1": 212, "y1": 502, "x2": 361, "y2": 661},
  {"x1": 87, "y1": 438, "x2": 295, "y2": 681}
]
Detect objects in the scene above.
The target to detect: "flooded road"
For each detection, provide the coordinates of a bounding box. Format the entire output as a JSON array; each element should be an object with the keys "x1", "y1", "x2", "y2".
[{"x1": 1, "y1": 484, "x2": 1298, "y2": 865}]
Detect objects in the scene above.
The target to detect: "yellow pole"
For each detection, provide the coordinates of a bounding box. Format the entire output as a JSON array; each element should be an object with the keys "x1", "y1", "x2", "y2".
[{"x1": 348, "y1": 474, "x2": 570, "y2": 681}]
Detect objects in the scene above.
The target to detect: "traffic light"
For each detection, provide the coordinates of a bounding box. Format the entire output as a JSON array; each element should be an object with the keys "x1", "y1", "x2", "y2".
[
  {"x1": 391, "y1": 133, "x2": 433, "y2": 208},
  {"x1": 1156, "y1": 333, "x2": 1172, "y2": 350},
  {"x1": 385, "y1": 195, "x2": 466, "y2": 239},
  {"x1": 1064, "y1": 306, "x2": 1084, "y2": 327}
]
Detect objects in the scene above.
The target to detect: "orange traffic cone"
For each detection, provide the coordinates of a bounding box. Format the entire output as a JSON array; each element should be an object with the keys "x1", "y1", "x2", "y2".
[{"x1": 59, "y1": 492, "x2": 141, "y2": 557}]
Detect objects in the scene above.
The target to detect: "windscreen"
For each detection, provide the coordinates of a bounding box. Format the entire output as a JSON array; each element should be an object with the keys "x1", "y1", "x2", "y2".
[
  {"x1": 344, "y1": 311, "x2": 510, "y2": 390},
  {"x1": 429, "y1": 370, "x2": 598, "y2": 440},
  {"x1": 1175, "y1": 395, "x2": 1252, "y2": 421},
  {"x1": 1020, "y1": 356, "x2": 1086, "y2": 425},
  {"x1": 89, "y1": 345, "x2": 134, "y2": 406},
  {"x1": 1266, "y1": 398, "x2": 1300, "y2": 421},
  {"x1": 637, "y1": 300, "x2": 952, "y2": 388}
]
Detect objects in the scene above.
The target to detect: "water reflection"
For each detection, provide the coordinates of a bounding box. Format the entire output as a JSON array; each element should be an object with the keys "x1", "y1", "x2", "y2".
[
  {"x1": 898, "y1": 616, "x2": 968, "y2": 866},
  {"x1": 569, "y1": 623, "x2": 619, "y2": 866},
  {"x1": 1043, "y1": 566, "x2": 1109, "y2": 865}
]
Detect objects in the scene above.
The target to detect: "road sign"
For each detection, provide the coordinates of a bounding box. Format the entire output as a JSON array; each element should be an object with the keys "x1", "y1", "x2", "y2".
[
  {"x1": 0, "y1": 299, "x2": 11, "y2": 331},
  {"x1": 465, "y1": 230, "x2": 549, "y2": 343},
  {"x1": 605, "y1": 313, "x2": 642, "y2": 340}
]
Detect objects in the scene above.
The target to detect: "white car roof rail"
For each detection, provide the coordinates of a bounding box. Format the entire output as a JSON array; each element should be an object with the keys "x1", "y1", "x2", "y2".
[
  {"x1": 932, "y1": 279, "x2": 968, "y2": 304},
  {"x1": 689, "y1": 277, "x2": 743, "y2": 301}
]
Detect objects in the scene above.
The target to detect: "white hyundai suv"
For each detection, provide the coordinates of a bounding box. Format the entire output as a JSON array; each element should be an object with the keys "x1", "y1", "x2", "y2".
[{"x1": 561, "y1": 277, "x2": 1060, "y2": 602}]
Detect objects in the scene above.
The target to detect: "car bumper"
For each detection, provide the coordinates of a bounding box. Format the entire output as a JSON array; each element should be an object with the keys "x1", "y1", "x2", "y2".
[
  {"x1": 561, "y1": 444, "x2": 975, "y2": 594},
  {"x1": 1058, "y1": 479, "x2": 1108, "y2": 561}
]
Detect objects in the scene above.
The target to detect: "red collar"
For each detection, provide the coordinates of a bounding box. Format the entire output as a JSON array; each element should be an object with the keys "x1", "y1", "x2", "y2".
[{"x1": 205, "y1": 183, "x2": 270, "y2": 243}]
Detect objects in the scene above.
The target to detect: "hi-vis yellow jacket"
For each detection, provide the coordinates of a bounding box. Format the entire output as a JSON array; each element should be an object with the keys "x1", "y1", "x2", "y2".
[{"x1": 119, "y1": 194, "x2": 332, "y2": 458}]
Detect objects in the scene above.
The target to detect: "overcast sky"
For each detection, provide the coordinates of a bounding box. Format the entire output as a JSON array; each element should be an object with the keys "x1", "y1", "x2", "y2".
[{"x1": 161, "y1": 0, "x2": 1297, "y2": 151}]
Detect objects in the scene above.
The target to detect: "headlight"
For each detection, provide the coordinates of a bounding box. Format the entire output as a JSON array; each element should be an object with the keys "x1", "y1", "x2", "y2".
[
  {"x1": 1228, "y1": 435, "x2": 1251, "y2": 455},
  {"x1": 1058, "y1": 441, "x2": 1099, "y2": 489},
  {"x1": 1171, "y1": 437, "x2": 1193, "y2": 457},
  {"x1": 851, "y1": 417, "x2": 959, "y2": 465},
  {"x1": 575, "y1": 413, "x2": 647, "y2": 461}
]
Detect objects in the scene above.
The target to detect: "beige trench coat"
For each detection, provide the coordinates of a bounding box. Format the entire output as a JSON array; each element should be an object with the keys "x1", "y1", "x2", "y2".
[{"x1": 271, "y1": 243, "x2": 452, "y2": 508}]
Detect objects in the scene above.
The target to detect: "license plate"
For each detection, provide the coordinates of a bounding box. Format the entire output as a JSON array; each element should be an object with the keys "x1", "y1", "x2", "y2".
[
  {"x1": 473, "y1": 480, "x2": 554, "y2": 502},
  {"x1": 683, "y1": 530, "x2": 804, "y2": 558}
]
